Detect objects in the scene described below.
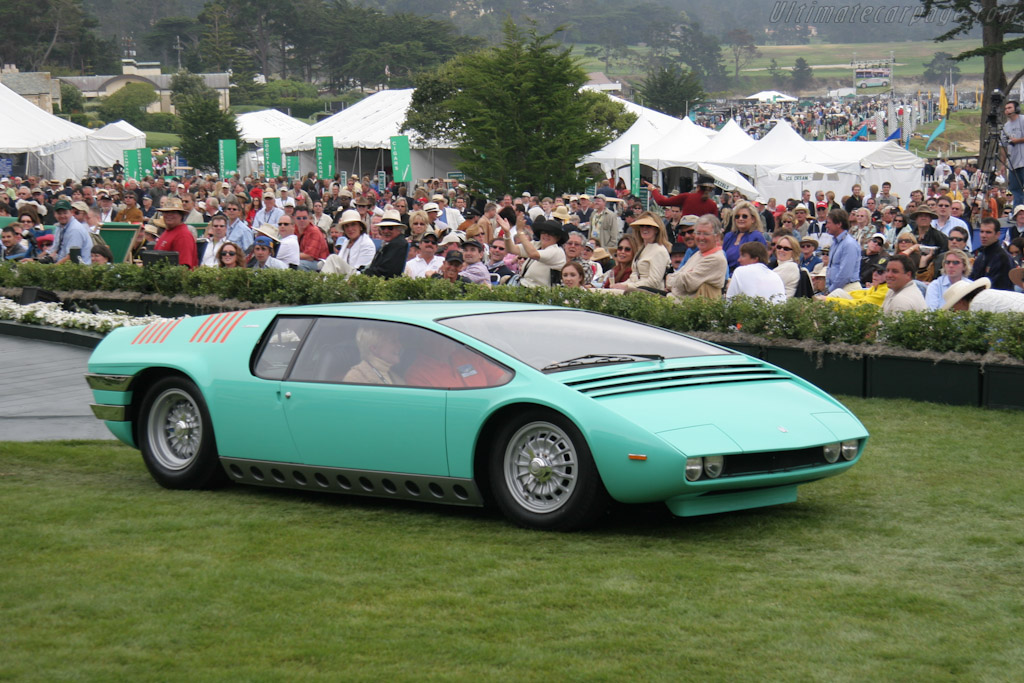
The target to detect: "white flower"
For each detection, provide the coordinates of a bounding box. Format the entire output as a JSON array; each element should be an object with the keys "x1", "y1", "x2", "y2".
[{"x1": 0, "y1": 297, "x2": 176, "y2": 334}]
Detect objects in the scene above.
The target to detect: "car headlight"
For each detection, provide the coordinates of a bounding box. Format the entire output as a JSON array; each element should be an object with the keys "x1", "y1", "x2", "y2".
[
  {"x1": 685, "y1": 457, "x2": 704, "y2": 482},
  {"x1": 703, "y1": 455, "x2": 724, "y2": 479},
  {"x1": 841, "y1": 440, "x2": 859, "y2": 461},
  {"x1": 823, "y1": 442, "x2": 841, "y2": 463}
]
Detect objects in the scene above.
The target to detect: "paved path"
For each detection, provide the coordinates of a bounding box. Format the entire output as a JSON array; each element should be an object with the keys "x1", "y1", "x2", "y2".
[{"x1": 0, "y1": 336, "x2": 114, "y2": 441}]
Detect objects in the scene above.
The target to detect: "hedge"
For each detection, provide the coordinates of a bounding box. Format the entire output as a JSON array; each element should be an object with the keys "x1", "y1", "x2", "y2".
[{"x1": 2, "y1": 261, "x2": 1023, "y2": 362}]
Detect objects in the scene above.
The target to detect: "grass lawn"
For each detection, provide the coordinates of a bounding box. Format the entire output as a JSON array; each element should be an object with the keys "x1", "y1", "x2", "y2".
[
  {"x1": 145, "y1": 131, "x2": 181, "y2": 149},
  {"x1": 3, "y1": 397, "x2": 1023, "y2": 679}
]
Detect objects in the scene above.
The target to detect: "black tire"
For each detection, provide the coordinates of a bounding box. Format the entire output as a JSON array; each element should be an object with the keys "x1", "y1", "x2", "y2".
[
  {"x1": 138, "y1": 376, "x2": 225, "y2": 489},
  {"x1": 489, "y1": 410, "x2": 610, "y2": 531}
]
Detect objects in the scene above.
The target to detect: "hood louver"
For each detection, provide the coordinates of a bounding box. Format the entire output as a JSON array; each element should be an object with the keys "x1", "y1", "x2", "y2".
[{"x1": 563, "y1": 362, "x2": 788, "y2": 398}]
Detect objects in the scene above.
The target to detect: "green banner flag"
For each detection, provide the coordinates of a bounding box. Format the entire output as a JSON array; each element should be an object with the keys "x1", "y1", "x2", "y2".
[
  {"x1": 389, "y1": 135, "x2": 412, "y2": 183},
  {"x1": 263, "y1": 137, "x2": 282, "y2": 178},
  {"x1": 124, "y1": 149, "x2": 139, "y2": 181},
  {"x1": 630, "y1": 144, "x2": 640, "y2": 196},
  {"x1": 286, "y1": 155, "x2": 300, "y2": 178},
  {"x1": 377, "y1": 170, "x2": 387, "y2": 190},
  {"x1": 339, "y1": 171, "x2": 348, "y2": 187},
  {"x1": 315, "y1": 136, "x2": 334, "y2": 179},
  {"x1": 218, "y1": 140, "x2": 237, "y2": 177},
  {"x1": 137, "y1": 148, "x2": 153, "y2": 178}
]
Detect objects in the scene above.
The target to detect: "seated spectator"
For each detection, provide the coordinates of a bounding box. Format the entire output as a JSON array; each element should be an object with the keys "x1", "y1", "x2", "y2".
[
  {"x1": 925, "y1": 249, "x2": 972, "y2": 310},
  {"x1": 250, "y1": 235, "x2": 287, "y2": 270},
  {"x1": 403, "y1": 231, "x2": 444, "y2": 278},
  {"x1": 942, "y1": 277, "x2": 1024, "y2": 312},
  {"x1": 153, "y1": 198, "x2": 197, "y2": 269},
  {"x1": 90, "y1": 244, "x2": 114, "y2": 264},
  {"x1": 726, "y1": 241, "x2": 786, "y2": 303},
  {"x1": 609, "y1": 212, "x2": 670, "y2": 293},
  {"x1": 432, "y1": 250, "x2": 470, "y2": 284},
  {"x1": 828, "y1": 266, "x2": 888, "y2": 307},
  {"x1": 560, "y1": 261, "x2": 587, "y2": 289},
  {"x1": 486, "y1": 237, "x2": 514, "y2": 281},
  {"x1": 721, "y1": 201, "x2": 767, "y2": 270},
  {"x1": 667, "y1": 214, "x2": 728, "y2": 300},
  {"x1": 603, "y1": 234, "x2": 639, "y2": 288},
  {"x1": 894, "y1": 232, "x2": 922, "y2": 274},
  {"x1": 772, "y1": 234, "x2": 801, "y2": 298},
  {"x1": 809, "y1": 263, "x2": 828, "y2": 295},
  {"x1": 798, "y1": 236, "x2": 822, "y2": 272},
  {"x1": 506, "y1": 218, "x2": 566, "y2": 288},
  {"x1": 1, "y1": 226, "x2": 30, "y2": 260},
  {"x1": 459, "y1": 240, "x2": 491, "y2": 285},
  {"x1": 216, "y1": 241, "x2": 246, "y2": 269},
  {"x1": 881, "y1": 254, "x2": 927, "y2": 313},
  {"x1": 859, "y1": 233, "x2": 890, "y2": 285}
]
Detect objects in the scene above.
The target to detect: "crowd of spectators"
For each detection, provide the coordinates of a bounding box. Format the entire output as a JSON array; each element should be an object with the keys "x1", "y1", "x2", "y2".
[{"x1": 2, "y1": 161, "x2": 1023, "y2": 313}]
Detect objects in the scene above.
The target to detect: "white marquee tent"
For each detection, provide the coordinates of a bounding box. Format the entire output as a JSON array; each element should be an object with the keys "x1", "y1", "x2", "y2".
[
  {"x1": 746, "y1": 90, "x2": 797, "y2": 103},
  {"x1": 662, "y1": 119, "x2": 754, "y2": 169},
  {"x1": 86, "y1": 120, "x2": 145, "y2": 168},
  {"x1": 237, "y1": 109, "x2": 311, "y2": 145},
  {"x1": 0, "y1": 82, "x2": 90, "y2": 179},
  {"x1": 581, "y1": 97, "x2": 688, "y2": 183},
  {"x1": 809, "y1": 141, "x2": 925, "y2": 206},
  {"x1": 283, "y1": 89, "x2": 458, "y2": 181}
]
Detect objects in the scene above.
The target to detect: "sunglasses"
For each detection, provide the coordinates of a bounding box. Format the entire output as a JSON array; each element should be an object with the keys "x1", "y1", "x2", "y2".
[
  {"x1": 491, "y1": 244, "x2": 505, "y2": 250},
  {"x1": 617, "y1": 246, "x2": 632, "y2": 252},
  {"x1": 945, "y1": 260, "x2": 963, "y2": 265},
  {"x1": 898, "y1": 239, "x2": 913, "y2": 244},
  {"x1": 221, "y1": 251, "x2": 237, "y2": 257},
  {"x1": 776, "y1": 245, "x2": 793, "y2": 251},
  {"x1": 949, "y1": 236, "x2": 966, "y2": 241},
  {"x1": 734, "y1": 214, "x2": 752, "y2": 219},
  {"x1": 678, "y1": 229, "x2": 694, "y2": 235}
]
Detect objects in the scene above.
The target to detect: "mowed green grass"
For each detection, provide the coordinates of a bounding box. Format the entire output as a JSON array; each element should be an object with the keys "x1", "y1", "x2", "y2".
[
  {"x1": 3, "y1": 396, "x2": 1024, "y2": 680},
  {"x1": 144, "y1": 131, "x2": 181, "y2": 149}
]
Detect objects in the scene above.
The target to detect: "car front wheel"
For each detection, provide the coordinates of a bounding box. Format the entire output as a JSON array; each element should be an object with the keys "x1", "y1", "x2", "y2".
[
  {"x1": 139, "y1": 376, "x2": 224, "y2": 489},
  {"x1": 490, "y1": 411, "x2": 609, "y2": 531}
]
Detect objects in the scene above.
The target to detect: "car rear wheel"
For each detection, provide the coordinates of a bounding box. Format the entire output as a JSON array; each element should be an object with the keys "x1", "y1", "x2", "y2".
[
  {"x1": 139, "y1": 376, "x2": 224, "y2": 489},
  {"x1": 490, "y1": 411, "x2": 609, "y2": 531}
]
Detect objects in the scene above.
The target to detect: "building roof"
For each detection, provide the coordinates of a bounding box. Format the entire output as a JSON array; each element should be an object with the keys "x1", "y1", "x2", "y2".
[
  {"x1": 59, "y1": 72, "x2": 231, "y2": 92},
  {"x1": 0, "y1": 72, "x2": 54, "y2": 96}
]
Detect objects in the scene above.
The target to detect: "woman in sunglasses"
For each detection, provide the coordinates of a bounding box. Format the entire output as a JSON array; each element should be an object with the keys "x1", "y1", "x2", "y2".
[
  {"x1": 217, "y1": 241, "x2": 247, "y2": 269},
  {"x1": 720, "y1": 200, "x2": 766, "y2": 271}
]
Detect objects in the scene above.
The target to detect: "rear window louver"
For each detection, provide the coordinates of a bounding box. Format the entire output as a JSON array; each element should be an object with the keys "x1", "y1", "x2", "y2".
[{"x1": 563, "y1": 362, "x2": 789, "y2": 398}]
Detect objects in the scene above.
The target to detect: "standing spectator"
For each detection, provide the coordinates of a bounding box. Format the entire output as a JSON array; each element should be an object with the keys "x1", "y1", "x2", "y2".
[
  {"x1": 644, "y1": 177, "x2": 719, "y2": 217},
  {"x1": 1001, "y1": 100, "x2": 1024, "y2": 208},
  {"x1": 589, "y1": 195, "x2": 617, "y2": 248},
  {"x1": 824, "y1": 209, "x2": 862, "y2": 293}
]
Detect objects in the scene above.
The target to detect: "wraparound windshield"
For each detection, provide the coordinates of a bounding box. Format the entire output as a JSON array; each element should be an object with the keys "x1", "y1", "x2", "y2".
[{"x1": 440, "y1": 310, "x2": 728, "y2": 372}]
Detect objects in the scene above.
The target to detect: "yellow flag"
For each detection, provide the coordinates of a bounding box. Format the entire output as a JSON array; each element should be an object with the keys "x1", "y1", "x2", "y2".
[
  {"x1": 953, "y1": 85, "x2": 958, "y2": 107},
  {"x1": 939, "y1": 86, "x2": 948, "y2": 116}
]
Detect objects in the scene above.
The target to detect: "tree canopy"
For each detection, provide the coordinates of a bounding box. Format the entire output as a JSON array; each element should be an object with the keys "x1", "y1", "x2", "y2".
[
  {"x1": 98, "y1": 82, "x2": 157, "y2": 128},
  {"x1": 636, "y1": 65, "x2": 706, "y2": 118},
  {"x1": 177, "y1": 93, "x2": 239, "y2": 170},
  {"x1": 403, "y1": 20, "x2": 634, "y2": 196}
]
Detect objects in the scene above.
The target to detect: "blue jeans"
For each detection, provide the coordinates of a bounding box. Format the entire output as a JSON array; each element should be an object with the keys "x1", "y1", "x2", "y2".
[{"x1": 1009, "y1": 165, "x2": 1024, "y2": 208}]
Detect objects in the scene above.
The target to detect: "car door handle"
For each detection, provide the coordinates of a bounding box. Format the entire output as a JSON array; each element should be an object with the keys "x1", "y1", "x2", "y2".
[{"x1": 284, "y1": 392, "x2": 292, "y2": 399}]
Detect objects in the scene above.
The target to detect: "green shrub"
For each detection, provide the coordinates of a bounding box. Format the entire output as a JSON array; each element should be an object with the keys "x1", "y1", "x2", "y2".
[
  {"x1": 2, "y1": 261, "x2": 1022, "y2": 361},
  {"x1": 143, "y1": 113, "x2": 179, "y2": 133}
]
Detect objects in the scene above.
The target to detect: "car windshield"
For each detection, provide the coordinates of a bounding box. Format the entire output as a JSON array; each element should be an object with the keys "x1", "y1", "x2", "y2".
[{"x1": 440, "y1": 310, "x2": 728, "y2": 372}]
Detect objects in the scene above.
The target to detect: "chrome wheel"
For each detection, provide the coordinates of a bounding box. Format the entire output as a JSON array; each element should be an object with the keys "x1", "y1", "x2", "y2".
[
  {"x1": 503, "y1": 421, "x2": 579, "y2": 514},
  {"x1": 146, "y1": 388, "x2": 203, "y2": 471}
]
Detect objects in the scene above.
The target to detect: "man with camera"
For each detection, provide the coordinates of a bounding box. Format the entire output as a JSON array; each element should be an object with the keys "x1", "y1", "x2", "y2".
[{"x1": 1002, "y1": 100, "x2": 1024, "y2": 208}]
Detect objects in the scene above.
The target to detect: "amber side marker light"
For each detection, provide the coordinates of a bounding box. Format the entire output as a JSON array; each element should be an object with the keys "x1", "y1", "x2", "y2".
[{"x1": 628, "y1": 454, "x2": 647, "y2": 461}]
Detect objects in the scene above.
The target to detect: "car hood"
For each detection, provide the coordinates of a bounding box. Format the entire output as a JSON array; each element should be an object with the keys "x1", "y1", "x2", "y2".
[{"x1": 556, "y1": 356, "x2": 866, "y2": 456}]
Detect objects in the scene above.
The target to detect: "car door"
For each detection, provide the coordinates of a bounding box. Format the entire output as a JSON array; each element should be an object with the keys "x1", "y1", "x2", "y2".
[{"x1": 279, "y1": 317, "x2": 450, "y2": 476}]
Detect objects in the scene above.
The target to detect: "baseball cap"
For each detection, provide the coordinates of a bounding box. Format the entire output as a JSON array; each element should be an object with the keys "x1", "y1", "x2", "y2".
[
  {"x1": 254, "y1": 235, "x2": 274, "y2": 247},
  {"x1": 445, "y1": 250, "x2": 464, "y2": 264}
]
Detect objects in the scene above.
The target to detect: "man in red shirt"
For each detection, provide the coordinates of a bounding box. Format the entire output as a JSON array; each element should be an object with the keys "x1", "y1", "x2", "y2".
[
  {"x1": 644, "y1": 175, "x2": 719, "y2": 217},
  {"x1": 294, "y1": 206, "x2": 328, "y2": 270},
  {"x1": 153, "y1": 197, "x2": 198, "y2": 268}
]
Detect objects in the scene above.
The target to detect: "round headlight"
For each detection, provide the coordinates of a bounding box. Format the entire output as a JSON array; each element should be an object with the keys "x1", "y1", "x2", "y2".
[
  {"x1": 823, "y1": 442, "x2": 841, "y2": 463},
  {"x1": 703, "y1": 455, "x2": 724, "y2": 479},
  {"x1": 685, "y1": 457, "x2": 704, "y2": 482},
  {"x1": 841, "y1": 440, "x2": 859, "y2": 461}
]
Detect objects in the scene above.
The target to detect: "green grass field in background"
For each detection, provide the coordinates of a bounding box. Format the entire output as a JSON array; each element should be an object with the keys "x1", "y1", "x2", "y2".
[
  {"x1": 3, "y1": 396, "x2": 1023, "y2": 679},
  {"x1": 144, "y1": 131, "x2": 181, "y2": 149}
]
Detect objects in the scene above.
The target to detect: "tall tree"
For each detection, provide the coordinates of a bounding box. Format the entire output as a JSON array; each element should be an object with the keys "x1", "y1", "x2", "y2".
[
  {"x1": 98, "y1": 82, "x2": 157, "y2": 127},
  {"x1": 791, "y1": 58, "x2": 814, "y2": 91},
  {"x1": 636, "y1": 65, "x2": 706, "y2": 118},
  {"x1": 922, "y1": 52, "x2": 962, "y2": 85},
  {"x1": 197, "y1": 2, "x2": 237, "y2": 72},
  {"x1": 177, "y1": 94, "x2": 239, "y2": 170},
  {"x1": 724, "y1": 29, "x2": 760, "y2": 84},
  {"x1": 170, "y1": 70, "x2": 215, "y2": 108},
  {"x1": 403, "y1": 20, "x2": 624, "y2": 195}
]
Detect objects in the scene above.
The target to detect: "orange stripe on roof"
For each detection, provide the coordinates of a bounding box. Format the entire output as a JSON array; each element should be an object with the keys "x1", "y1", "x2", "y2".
[
  {"x1": 213, "y1": 311, "x2": 248, "y2": 343},
  {"x1": 193, "y1": 313, "x2": 230, "y2": 344},
  {"x1": 189, "y1": 314, "x2": 218, "y2": 343},
  {"x1": 154, "y1": 318, "x2": 183, "y2": 344}
]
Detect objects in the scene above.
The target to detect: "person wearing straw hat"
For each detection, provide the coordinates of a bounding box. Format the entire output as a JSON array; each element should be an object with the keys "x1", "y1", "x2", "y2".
[
  {"x1": 362, "y1": 210, "x2": 408, "y2": 279},
  {"x1": 942, "y1": 276, "x2": 1024, "y2": 311},
  {"x1": 609, "y1": 211, "x2": 670, "y2": 293},
  {"x1": 153, "y1": 197, "x2": 198, "y2": 268}
]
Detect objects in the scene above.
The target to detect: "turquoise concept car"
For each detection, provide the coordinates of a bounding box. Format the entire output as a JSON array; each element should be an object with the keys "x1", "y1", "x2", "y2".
[{"x1": 86, "y1": 301, "x2": 868, "y2": 530}]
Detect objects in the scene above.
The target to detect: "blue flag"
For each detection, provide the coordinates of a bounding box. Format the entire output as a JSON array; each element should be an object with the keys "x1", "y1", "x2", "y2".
[
  {"x1": 885, "y1": 127, "x2": 902, "y2": 142},
  {"x1": 849, "y1": 124, "x2": 868, "y2": 140},
  {"x1": 925, "y1": 118, "x2": 946, "y2": 150}
]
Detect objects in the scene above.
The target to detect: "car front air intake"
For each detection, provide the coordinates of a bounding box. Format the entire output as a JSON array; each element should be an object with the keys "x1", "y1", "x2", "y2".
[{"x1": 563, "y1": 362, "x2": 788, "y2": 398}]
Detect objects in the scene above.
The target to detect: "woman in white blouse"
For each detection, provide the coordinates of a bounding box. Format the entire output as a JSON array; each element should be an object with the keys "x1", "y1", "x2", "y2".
[
  {"x1": 610, "y1": 211, "x2": 670, "y2": 293},
  {"x1": 772, "y1": 234, "x2": 801, "y2": 298}
]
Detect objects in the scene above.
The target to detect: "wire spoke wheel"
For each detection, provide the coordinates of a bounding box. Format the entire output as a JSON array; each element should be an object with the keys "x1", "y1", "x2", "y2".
[{"x1": 147, "y1": 388, "x2": 203, "y2": 471}]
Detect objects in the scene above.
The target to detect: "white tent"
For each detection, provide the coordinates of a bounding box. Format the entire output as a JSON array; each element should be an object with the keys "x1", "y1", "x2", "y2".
[
  {"x1": 697, "y1": 163, "x2": 760, "y2": 199},
  {"x1": 87, "y1": 120, "x2": 145, "y2": 168},
  {"x1": 645, "y1": 117, "x2": 715, "y2": 171},
  {"x1": 745, "y1": 90, "x2": 797, "y2": 103},
  {"x1": 716, "y1": 120, "x2": 857, "y2": 201},
  {"x1": 661, "y1": 119, "x2": 754, "y2": 169},
  {"x1": 283, "y1": 89, "x2": 458, "y2": 181},
  {"x1": 581, "y1": 97, "x2": 684, "y2": 179},
  {"x1": 237, "y1": 109, "x2": 310, "y2": 145},
  {"x1": 809, "y1": 141, "x2": 925, "y2": 207},
  {"x1": 0, "y1": 82, "x2": 90, "y2": 179}
]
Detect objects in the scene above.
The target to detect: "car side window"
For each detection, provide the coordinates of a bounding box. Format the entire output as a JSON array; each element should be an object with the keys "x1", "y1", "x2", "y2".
[
  {"x1": 253, "y1": 316, "x2": 313, "y2": 380},
  {"x1": 286, "y1": 318, "x2": 513, "y2": 389}
]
